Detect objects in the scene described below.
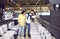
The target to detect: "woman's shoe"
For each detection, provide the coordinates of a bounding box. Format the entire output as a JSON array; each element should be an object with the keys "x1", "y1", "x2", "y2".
[{"x1": 17, "y1": 36, "x2": 20, "y2": 39}]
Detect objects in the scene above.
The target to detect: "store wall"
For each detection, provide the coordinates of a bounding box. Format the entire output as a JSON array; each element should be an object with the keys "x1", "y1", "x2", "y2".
[
  {"x1": 49, "y1": 0, "x2": 60, "y2": 4},
  {"x1": 0, "y1": 0, "x2": 6, "y2": 8}
]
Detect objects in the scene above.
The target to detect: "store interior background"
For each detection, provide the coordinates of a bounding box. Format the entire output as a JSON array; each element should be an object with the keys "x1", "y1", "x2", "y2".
[{"x1": 0, "y1": 0, "x2": 60, "y2": 39}]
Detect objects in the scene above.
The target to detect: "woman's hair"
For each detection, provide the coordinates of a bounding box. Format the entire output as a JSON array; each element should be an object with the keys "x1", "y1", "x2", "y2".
[
  {"x1": 21, "y1": 10, "x2": 26, "y2": 14},
  {"x1": 31, "y1": 9, "x2": 34, "y2": 11}
]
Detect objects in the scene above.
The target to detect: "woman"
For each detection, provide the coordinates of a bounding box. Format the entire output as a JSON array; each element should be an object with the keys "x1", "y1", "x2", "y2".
[{"x1": 18, "y1": 10, "x2": 26, "y2": 39}]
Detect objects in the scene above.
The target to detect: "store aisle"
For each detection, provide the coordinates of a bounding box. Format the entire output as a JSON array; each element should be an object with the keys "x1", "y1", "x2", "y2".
[
  {"x1": 30, "y1": 22, "x2": 41, "y2": 39},
  {"x1": 17, "y1": 20, "x2": 56, "y2": 39},
  {"x1": 30, "y1": 21, "x2": 56, "y2": 39}
]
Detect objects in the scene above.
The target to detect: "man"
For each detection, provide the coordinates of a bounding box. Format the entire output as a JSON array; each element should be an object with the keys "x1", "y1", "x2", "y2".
[
  {"x1": 24, "y1": 10, "x2": 35, "y2": 38},
  {"x1": 24, "y1": 12, "x2": 31, "y2": 38}
]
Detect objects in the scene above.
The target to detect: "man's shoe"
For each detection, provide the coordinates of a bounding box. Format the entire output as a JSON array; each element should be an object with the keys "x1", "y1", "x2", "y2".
[{"x1": 28, "y1": 34, "x2": 31, "y2": 38}]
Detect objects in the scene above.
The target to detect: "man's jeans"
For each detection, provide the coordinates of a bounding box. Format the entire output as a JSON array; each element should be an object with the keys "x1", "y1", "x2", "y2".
[{"x1": 24, "y1": 23, "x2": 31, "y2": 37}]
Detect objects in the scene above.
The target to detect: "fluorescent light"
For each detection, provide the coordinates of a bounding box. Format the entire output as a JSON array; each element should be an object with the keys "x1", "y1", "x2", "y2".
[{"x1": 41, "y1": 12, "x2": 50, "y2": 15}]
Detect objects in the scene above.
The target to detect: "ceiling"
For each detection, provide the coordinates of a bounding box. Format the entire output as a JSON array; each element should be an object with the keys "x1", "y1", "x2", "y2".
[
  {"x1": 13, "y1": 0, "x2": 49, "y2": 6},
  {"x1": 0, "y1": 0, "x2": 49, "y2": 11},
  {"x1": 0, "y1": 0, "x2": 60, "y2": 7},
  {"x1": 4, "y1": 0, "x2": 49, "y2": 7},
  {"x1": 0, "y1": 0, "x2": 60, "y2": 11}
]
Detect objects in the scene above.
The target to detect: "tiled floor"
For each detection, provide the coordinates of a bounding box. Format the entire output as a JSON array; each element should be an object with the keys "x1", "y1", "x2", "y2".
[
  {"x1": 17, "y1": 21, "x2": 56, "y2": 39},
  {"x1": 30, "y1": 21, "x2": 56, "y2": 39},
  {"x1": 30, "y1": 22, "x2": 41, "y2": 39}
]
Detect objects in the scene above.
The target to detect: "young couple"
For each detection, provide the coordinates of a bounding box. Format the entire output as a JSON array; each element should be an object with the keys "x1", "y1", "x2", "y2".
[{"x1": 18, "y1": 9, "x2": 35, "y2": 39}]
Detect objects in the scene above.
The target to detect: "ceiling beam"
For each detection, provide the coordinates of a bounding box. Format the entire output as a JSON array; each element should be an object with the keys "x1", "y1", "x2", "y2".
[{"x1": 20, "y1": 5, "x2": 40, "y2": 7}]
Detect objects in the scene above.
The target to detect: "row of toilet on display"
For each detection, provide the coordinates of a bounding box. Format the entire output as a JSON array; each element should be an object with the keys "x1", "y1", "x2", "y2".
[
  {"x1": 0, "y1": 21, "x2": 19, "y2": 39},
  {"x1": 38, "y1": 25, "x2": 56, "y2": 39},
  {"x1": 36, "y1": 12, "x2": 56, "y2": 39}
]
